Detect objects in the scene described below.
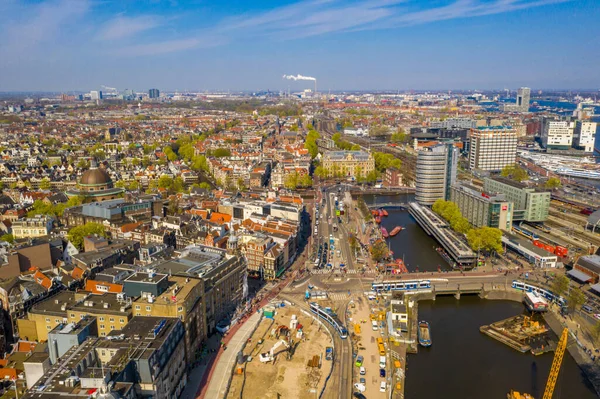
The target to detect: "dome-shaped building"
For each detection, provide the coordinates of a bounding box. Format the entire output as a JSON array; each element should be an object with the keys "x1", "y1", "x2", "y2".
[{"x1": 66, "y1": 162, "x2": 124, "y2": 202}]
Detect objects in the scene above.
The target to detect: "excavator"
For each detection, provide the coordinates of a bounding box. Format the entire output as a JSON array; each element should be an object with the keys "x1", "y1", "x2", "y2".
[
  {"x1": 259, "y1": 340, "x2": 291, "y2": 363},
  {"x1": 508, "y1": 328, "x2": 569, "y2": 399}
]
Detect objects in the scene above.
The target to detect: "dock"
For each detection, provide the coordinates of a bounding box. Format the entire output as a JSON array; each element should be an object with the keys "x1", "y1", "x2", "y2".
[{"x1": 480, "y1": 315, "x2": 553, "y2": 354}]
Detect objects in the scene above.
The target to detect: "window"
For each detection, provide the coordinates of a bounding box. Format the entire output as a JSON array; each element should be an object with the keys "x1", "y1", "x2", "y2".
[
  {"x1": 146, "y1": 306, "x2": 151, "y2": 311},
  {"x1": 135, "y1": 305, "x2": 141, "y2": 310},
  {"x1": 100, "y1": 332, "x2": 106, "y2": 337},
  {"x1": 47, "y1": 325, "x2": 52, "y2": 330},
  {"x1": 110, "y1": 325, "x2": 115, "y2": 330},
  {"x1": 109, "y1": 318, "x2": 114, "y2": 323},
  {"x1": 80, "y1": 315, "x2": 85, "y2": 319},
  {"x1": 55, "y1": 319, "x2": 60, "y2": 323},
  {"x1": 45, "y1": 318, "x2": 50, "y2": 323},
  {"x1": 99, "y1": 317, "x2": 105, "y2": 322},
  {"x1": 120, "y1": 318, "x2": 125, "y2": 323},
  {"x1": 100, "y1": 325, "x2": 105, "y2": 329},
  {"x1": 178, "y1": 306, "x2": 183, "y2": 313}
]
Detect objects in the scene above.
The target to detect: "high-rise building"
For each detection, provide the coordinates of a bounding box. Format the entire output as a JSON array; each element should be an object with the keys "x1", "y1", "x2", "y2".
[
  {"x1": 89, "y1": 90, "x2": 102, "y2": 100},
  {"x1": 541, "y1": 118, "x2": 573, "y2": 149},
  {"x1": 468, "y1": 126, "x2": 517, "y2": 171},
  {"x1": 516, "y1": 87, "x2": 531, "y2": 112},
  {"x1": 573, "y1": 120, "x2": 597, "y2": 152},
  {"x1": 415, "y1": 143, "x2": 458, "y2": 206},
  {"x1": 148, "y1": 88, "x2": 160, "y2": 99}
]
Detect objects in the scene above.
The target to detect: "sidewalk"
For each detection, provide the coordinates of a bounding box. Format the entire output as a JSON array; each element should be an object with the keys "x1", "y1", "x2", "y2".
[{"x1": 201, "y1": 312, "x2": 262, "y2": 399}]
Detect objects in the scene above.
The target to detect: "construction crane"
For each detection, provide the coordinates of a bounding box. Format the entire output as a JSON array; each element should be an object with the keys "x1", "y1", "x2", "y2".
[{"x1": 508, "y1": 328, "x2": 569, "y2": 399}]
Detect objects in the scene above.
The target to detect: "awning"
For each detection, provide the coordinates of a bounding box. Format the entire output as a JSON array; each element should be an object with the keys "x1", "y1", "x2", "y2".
[{"x1": 567, "y1": 268, "x2": 592, "y2": 283}]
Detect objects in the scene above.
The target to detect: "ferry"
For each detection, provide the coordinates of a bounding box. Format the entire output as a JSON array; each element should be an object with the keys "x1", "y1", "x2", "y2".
[
  {"x1": 389, "y1": 226, "x2": 403, "y2": 236},
  {"x1": 418, "y1": 321, "x2": 432, "y2": 347},
  {"x1": 381, "y1": 227, "x2": 389, "y2": 238}
]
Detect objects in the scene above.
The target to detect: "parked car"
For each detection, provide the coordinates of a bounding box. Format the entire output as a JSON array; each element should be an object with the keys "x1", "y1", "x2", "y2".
[
  {"x1": 353, "y1": 383, "x2": 366, "y2": 393},
  {"x1": 380, "y1": 381, "x2": 387, "y2": 392},
  {"x1": 380, "y1": 368, "x2": 386, "y2": 377},
  {"x1": 359, "y1": 366, "x2": 366, "y2": 375}
]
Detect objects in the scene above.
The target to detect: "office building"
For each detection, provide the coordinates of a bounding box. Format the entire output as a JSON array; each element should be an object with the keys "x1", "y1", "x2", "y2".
[
  {"x1": 415, "y1": 143, "x2": 458, "y2": 206},
  {"x1": 468, "y1": 126, "x2": 517, "y2": 171},
  {"x1": 483, "y1": 177, "x2": 550, "y2": 222},
  {"x1": 541, "y1": 119, "x2": 574, "y2": 149},
  {"x1": 429, "y1": 117, "x2": 476, "y2": 129},
  {"x1": 148, "y1": 88, "x2": 160, "y2": 99},
  {"x1": 450, "y1": 183, "x2": 513, "y2": 230},
  {"x1": 321, "y1": 151, "x2": 375, "y2": 179},
  {"x1": 502, "y1": 87, "x2": 530, "y2": 112},
  {"x1": 89, "y1": 90, "x2": 102, "y2": 101},
  {"x1": 573, "y1": 120, "x2": 597, "y2": 152}
]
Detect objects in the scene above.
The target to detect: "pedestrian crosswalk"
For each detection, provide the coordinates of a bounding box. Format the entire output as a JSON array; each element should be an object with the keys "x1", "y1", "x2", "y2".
[
  {"x1": 310, "y1": 268, "x2": 376, "y2": 275},
  {"x1": 328, "y1": 292, "x2": 350, "y2": 301}
]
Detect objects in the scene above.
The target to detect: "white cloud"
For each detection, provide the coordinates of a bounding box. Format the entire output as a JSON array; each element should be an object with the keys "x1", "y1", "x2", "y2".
[{"x1": 97, "y1": 15, "x2": 161, "y2": 41}]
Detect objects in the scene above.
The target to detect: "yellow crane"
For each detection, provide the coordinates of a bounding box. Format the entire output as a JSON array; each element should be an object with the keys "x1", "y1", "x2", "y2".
[{"x1": 508, "y1": 328, "x2": 569, "y2": 399}]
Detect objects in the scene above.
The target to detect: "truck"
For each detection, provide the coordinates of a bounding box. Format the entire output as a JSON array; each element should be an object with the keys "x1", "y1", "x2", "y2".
[{"x1": 326, "y1": 347, "x2": 333, "y2": 361}]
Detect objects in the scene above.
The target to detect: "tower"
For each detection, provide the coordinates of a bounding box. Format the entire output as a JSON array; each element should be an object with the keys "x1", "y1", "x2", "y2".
[
  {"x1": 227, "y1": 221, "x2": 239, "y2": 255},
  {"x1": 516, "y1": 87, "x2": 531, "y2": 112}
]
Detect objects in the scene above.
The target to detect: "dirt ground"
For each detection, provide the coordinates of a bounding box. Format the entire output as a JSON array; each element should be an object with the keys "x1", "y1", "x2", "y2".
[{"x1": 227, "y1": 305, "x2": 332, "y2": 399}]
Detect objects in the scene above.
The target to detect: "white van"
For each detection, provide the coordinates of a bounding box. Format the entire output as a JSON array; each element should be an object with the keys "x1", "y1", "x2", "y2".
[
  {"x1": 371, "y1": 321, "x2": 378, "y2": 331},
  {"x1": 379, "y1": 356, "x2": 386, "y2": 369}
]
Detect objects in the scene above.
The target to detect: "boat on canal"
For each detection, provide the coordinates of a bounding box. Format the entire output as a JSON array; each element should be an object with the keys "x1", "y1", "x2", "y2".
[
  {"x1": 418, "y1": 321, "x2": 432, "y2": 347},
  {"x1": 375, "y1": 216, "x2": 381, "y2": 224},
  {"x1": 378, "y1": 209, "x2": 385, "y2": 217},
  {"x1": 381, "y1": 209, "x2": 388, "y2": 217},
  {"x1": 389, "y1": 226, "x2": 403, "y2": 236},
  {"x1": 381, "y1": 227, "x2": 389, "y2": 238},
  {"x1": 395, "y1": 259, "x2": 408, "y2": 273}
]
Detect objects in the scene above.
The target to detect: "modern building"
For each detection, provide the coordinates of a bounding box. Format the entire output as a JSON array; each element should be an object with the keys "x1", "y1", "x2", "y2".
[
  {"x1": 483, "y1": 177, "x2": 550, "y2": 222},
  {"x1": 415, "y1": 143, "x2": 458, "y2": 206},
  {"x1": 148, "y1": 88, "x2": 160, "y2": 99},
  {"x1": 541, "y1": 119, "x2": 573, "y2": 149},
  {"x1": 450, "y1": 183, "x2": 513, "y2": 230},
  {"x1": 501, "y1": 232, "x2": 557, "y2": 268},
  {"x1": 573, "y1": 120, "x2": 597, "y2": 152},
  {"x1": 502, "y1": 87, "x2": 530, "y2": 112},
  {"x1": 65, "y1": 163, "x2": 124, "y2": 203},
  {"x1": 321, "y1": 151, "x2": 375, "y2": 179},
  {"x1": 89, "y1": 90, "x2": 103, "y2": 101},
  {"x1": 468, "y1": 126, "x2": 517, "y2": 171}
]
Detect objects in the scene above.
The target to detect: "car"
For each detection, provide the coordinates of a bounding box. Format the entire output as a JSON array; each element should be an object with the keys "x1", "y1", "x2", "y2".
[
  {"x1": 353, "y1": 392, "x2": 367, "y2": 399},
  {"x1": 379, "y1": 368, "x2": 386, "y2": 377},
  {"x1": 380, "y1": 382, "x2": 387, "y2": 392},
  {"x1": 582, "y1": 305, "x2": 593, "y2": 313},
  {"x1": 594, "y1": 314, "x2": 600, "y2": 320},
  {"x1": 359, "y1": 366, "x2": 366, "y2": 375},
  {"x1": 359, "y1": 377, "x2": 366, "y2": 385},
  {"x1": 355, "y1": 356, "x2": 363, "y2": 367},
  {"x1": 353, "y1": 383, "x2": 366, "y2": 393}
]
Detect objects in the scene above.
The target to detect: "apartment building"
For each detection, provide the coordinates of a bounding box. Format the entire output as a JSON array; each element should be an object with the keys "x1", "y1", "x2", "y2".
[
  {"x1": 11, "y1": 215, "x2": 54, "y2": 239},
  {"x1": 541, "y1": 119, "x2": 574, "y2": 149},
  {"x1": 573, "y1": 120, "x2": 597, "y2": 152}
]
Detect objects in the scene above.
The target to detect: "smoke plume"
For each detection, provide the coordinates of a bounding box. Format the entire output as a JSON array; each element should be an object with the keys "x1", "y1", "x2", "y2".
[{"x1": 283, "y1": 74, "x2": 316, "y2": 81}]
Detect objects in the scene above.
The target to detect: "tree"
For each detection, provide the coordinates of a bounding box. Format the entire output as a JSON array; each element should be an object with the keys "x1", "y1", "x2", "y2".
[
  {"x1": 551, "y1": 275, "x2": 569, "y2": 297},
  {"x1": 369, "y1": 124, "x2": 390, "y2": 137},
  {"x1": 567, "y1": 288, "x2": 586, "y2": 312},
  {"x1": 284, "y1": 173, "x2": 299, "y2": 190},
  {"x1": 178, "y1": 143, "x2": 195, "y2": 161},
  {"x1": 467, "y1": 227, "x2": 503, "y2": 254},
  {"x1": 191, "y1": 155, "x2": 209, "y2": 172},
  {"x1": 391, "y1": 128, "x2": 408, "y2": 144},
  {"x1": 298, "y1": 173, "x2": 313, "y2": 188},
  {"x1": 164, "y1": 146, "x2": 178, "y2": 162},
  {"x1": 198, "y1": 182, "x2": 211, "y2": 190},
  {"x1": 366, "y1": 170, "x2": 378, "y2": 184},
  {"x1": 39, "y1": 177, "x2": 51, "y2": 190},
  {"x1": 373, "y1": 152, "x2": 401, "y2": 172},
  {"x1": 304, "y1": 130, "x2": 320, "y2": 159},
  {"x1": 158, "y1": 175, "x2": 174, "y2": 190},
  {"x1": 0, "y1": 234, "x2": 14, "y2": 244},
  {"x1": 173, "y1": 177, "x2": 185, "y2": 193},
  {"x1": 370, "y1": 240, "x2": 389, "y2": 262},
  {"x1": 212, "y1": 148, "x2": 231, "y2": 158},
  {"x1": 501, "y1": 164, "x2": 528, "y2": 182},
  {"x1": 314, "y1": 166, "x2": 329, "y2": 179},
  {"x1": 68, "y1": 222, "x2": 107, "y2": 250},
  {"x1": 545, "y1": 177, "x2": 562, "y2": 190},
  {"x1": 450, "y1": 215, "x2": 471, "y2": 234},
  {"x1": 467, "y1": 229, "x2": 484, "y2": 253},
  {"x1": 237, "y1": 177, "x2": 247, "y2": 191}
]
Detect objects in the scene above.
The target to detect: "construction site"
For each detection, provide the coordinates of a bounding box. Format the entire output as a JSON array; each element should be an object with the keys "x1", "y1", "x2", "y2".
[
  {"x1": 226, "y1": 304, "x2": 330, "y2": 399},
  {"x1": 480, "y1": 314, "x2": 555, "y2": 355}
]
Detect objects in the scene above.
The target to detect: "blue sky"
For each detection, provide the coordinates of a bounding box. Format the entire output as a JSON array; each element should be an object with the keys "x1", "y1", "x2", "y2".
[{"x1": 0, "y1": 0, "x2": 598, "y2": 92}]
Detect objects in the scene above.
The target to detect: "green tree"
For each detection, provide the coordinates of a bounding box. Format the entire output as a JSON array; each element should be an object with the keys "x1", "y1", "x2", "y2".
[
  {"x1": 567, "y1": 288, "x2": 586, "y2": 312},
  {"x1": 39, "y1": 177, "x2": 51, "y2": 190},
  {"x1": 173, "y1": 177, "x2": 185, "y2": 193},
  {"x1": 450, "y1": 215, "x2": 471, "y2": 234},
  {"x1": 390, "y1": 128, "x2": 408, "y2": 144},
  {"x1": 501, "y1": 164, "x2": 528, "y2": 182},
  {"x1": 284, "y1": 172, "x2": 299, "y2": 190},
  {"x1": 350, "y1": 144, "x2": 361, "y2": 151},
  {"x1": 0, "y1": 234, "x2": 14, "y2": 244},
  {"x1": 178, "y1": 143, "x2": 196, "y2": 161},
  {"x1": 158, "y1": 175, "x2": 174, "y2": 190},
  {"x1": 212, "y1": 148, "x2": 231, "y2": 158},
  {"x1": 68, "y1": 222, "x2": 107, "y2": 250},
  {"x1": 237, "y1": 177, "x2": 247, "y2": 191},
  {"x1": 314, "y1": 166, "x2": 329, "y2": 179},
  {"x1": 545, "y1": 177, "x2": 562, "y2": 190},
  {"x1": 370, "y1": 240, "x2": 389, "y2": 262},
  {"x1": 551, "y1": 275, "x2": 570, "y2": 297},
  {"x1": 366, "y1": 170, "x2": 378, "y2": 184},
  {"x1": 298, "y1": 173, "x2": 313, "y2": 188},
  {"x1": 164, "y1": 146, "x2": 178, "y2": 161}
]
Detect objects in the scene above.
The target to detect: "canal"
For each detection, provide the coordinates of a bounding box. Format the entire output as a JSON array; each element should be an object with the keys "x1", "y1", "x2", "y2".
[
  {"x1": 363, "y1": 194, "x2": 450, "y2": 272},
  {"x1": 405, "y1": 297, "x2": 598, "y2": 399},
  {"x1": 362, "y1": 194, "x2": 597, "y2": 398}
]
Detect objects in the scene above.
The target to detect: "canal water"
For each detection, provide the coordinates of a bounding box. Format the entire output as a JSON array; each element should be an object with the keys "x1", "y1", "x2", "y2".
[
  {"x1": 405, "y1": 297, "x2": 598, "y2": 399},
  {"x1": 362, "y1": 195, "x2": 598, "y2": 398},
  {"x1": 363, "y1": 194, "x2": 450, "y2": 272}
]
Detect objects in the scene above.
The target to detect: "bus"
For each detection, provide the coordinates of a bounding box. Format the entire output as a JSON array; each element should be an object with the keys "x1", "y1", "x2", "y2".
[{"x1": 310, "y1": 302, "x2": 348, "y2": 339}]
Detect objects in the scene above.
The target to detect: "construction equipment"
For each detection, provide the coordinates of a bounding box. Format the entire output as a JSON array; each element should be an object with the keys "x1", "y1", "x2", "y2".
[
  {"x1": 259, "y1": 340, "x2": 290, "y2": 363},
  {"x1": 271, "y1": 325, "x2": 290, "y2": 339},
  {"x1": 507, "y1": 328, "x2": 568, "y2": 399}
]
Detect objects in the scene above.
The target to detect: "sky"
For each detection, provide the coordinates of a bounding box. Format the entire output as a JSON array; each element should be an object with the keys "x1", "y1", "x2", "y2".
[{"x1": 0, "y1": 0, "x2": 599, "y2": 92}]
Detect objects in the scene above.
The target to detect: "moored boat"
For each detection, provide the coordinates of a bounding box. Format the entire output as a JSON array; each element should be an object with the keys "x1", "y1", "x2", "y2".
[
  {"x1": 381, "y1": 209, "x2": 388, "y2": 216},
  {"x1": 378, "y1": 209, "x2": 385, "y2": 217},
  {"x1": 395, "y1": 259, "x2": 408, "y2": 273},
  {"x1": 375, "y1": 216, "x2": 381, "y2": 224},
  {"x1": 389, "y1": 226, "x2": 403, "y2": 236},
  {"x1": 371, "y1": 210, "x2": 379, "y2": 216},
  {"x1": 381, "y1": 227, "x2": 389, "y2": 238},
  {"x1": 418, "y1": 321, "x2": 432, "y2": 347}
]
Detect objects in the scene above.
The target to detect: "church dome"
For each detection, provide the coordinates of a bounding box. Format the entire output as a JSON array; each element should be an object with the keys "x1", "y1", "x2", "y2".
[{"x1": 80, "y1": 167, "x2": 112, "y2": 186}]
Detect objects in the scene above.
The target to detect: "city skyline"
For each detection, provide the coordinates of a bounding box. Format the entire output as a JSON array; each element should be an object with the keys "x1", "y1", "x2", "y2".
[{"x1": 1, "y1": 0, "x2": 599, "y2": 92}]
